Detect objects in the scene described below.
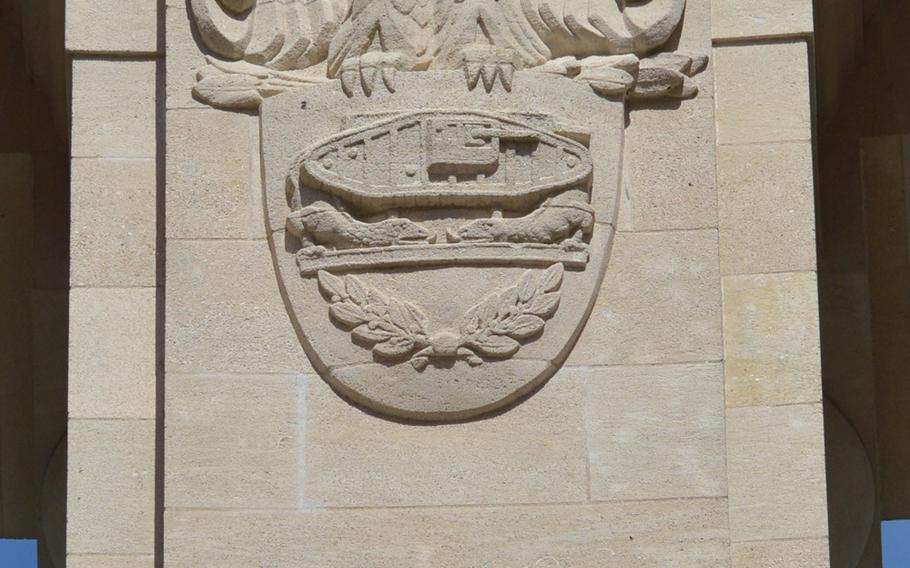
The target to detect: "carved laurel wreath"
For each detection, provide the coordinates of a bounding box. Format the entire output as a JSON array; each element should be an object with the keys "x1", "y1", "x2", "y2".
[{"x1": 318, "y1": 264, "x2": 564, "y2": 370}]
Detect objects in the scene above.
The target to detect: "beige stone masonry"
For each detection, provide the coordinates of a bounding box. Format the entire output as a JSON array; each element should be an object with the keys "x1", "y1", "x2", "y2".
[
  {"x1": 165, "y1": 499, "x2": 730, "y2": 567},
  {"x1": 583, "y1": 363, "x2": 727, "y2": 501},
  {"x1": 732, "y1": 538, "x2": 831, "y2": 568},
  {"x1": 626, "y1": 98, "x2": 718, "y2": 231},
  {"x1": 67, "y1": 419, "x2": 156, "y2": 555},
  {"x1": 712, "y1": 1, "x2": 814, "y2": 41},
  {"x1": 726, "y1": 404, "x2": 829, "y2": 541},
  {"x1": 714, "y1": 41, "x2": 811, "y2": 146},
  {"x1": 165, "y1": 374, "x2": 298, "y2": 510},
  {"x1": 69, "y1": 288, "x2": 156, "y2": 419},
  {"x1": 71, "y1": 59, "x2": 157, "y2": 158},
  {"x1": 718, "y1": 141, "x2": 817, "y2": 275},
  {"x1": 570, "y1": 229, "x2": 722, "y2": 366},
  {"x1": 723, "y1": 272, "x2": 822, "y2": 407},
  {"x1": 301, "y1": 370, "x2": 586, "y2": 507},
  {"x1": 71, "y1": 158, "x2": 157, "y2": 287},
  {"x1": 66, "y1": 0, "x2": 159, "y2": 54},
  {"x1": 68, "y1": 555, "x2": 156, "y2": 568},
  {"x1": 165, "y1": 239, "x2": 310, "y2": 375},
  {"x1": 166, "y1": 109, "x2": 262, "y2": 240}
]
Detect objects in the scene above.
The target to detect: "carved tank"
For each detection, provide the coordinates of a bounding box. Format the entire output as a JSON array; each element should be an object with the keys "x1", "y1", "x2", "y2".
[{"x1": 298, "y1": 111, "x2": 593, "y2": 212}]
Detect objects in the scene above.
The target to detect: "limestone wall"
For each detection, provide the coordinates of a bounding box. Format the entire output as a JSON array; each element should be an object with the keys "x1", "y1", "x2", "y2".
[{"x1": 64, "y1": 0, "x2": 828, "y2": 566}]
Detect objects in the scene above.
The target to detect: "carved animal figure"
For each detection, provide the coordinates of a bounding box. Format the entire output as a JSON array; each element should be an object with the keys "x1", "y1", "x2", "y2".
[
  {"x1": 449, "y1": 195, "x2": 595, "y2": 248},
  {"x1": 191, "y1": 0, "x2": 690, "y2": 98},
  {"x1": 287, "y1": 202, "x2": 435, "y2": 257}
]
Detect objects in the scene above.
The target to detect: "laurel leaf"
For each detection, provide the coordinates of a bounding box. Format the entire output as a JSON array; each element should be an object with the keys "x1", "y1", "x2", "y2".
[
  {"x1": 460, "y1": 304, "x2": 481, "y2": 335},
  {"x1": 528, "y1": 292, "x2": 560, "y2": 317},
  {"x1": 470, "y1": 334, "x2": 520, "y2": 357},
  {"x1": 478, "y1": 293, "x2": 500, "y2": 325},
  {"x1": 373, "y1": 338, "x2": 415, "y2": 358},
  {"x1": 345, "y1": 275, "x2": 368, "y2": 305},
  {"x1": 497, "y1": 286, "x2": 519, "y2": 318},
  {"x1": 538, "y1": 264, "x2": 564, "y2": 294},
  {"x1": 329, "y1": 303, "x2": 367, "y2": 327},
  {"x1": 387, "y1": 298, "x2": 412, "y2": 332},
  {"x1": 517, "y1": 270, "x2": 536, "y2": 302},
  {"x1": 405, "y1": 302, "x2": 430, "y2": 334},
  {"x1": 352, "y1": 324, "x2": 393, "y2": 343},
  {"x1": 317, "y1": 271, "x2": 346, "y2": 300},
  {"x1": 506, "y1": 314, "x2": 545, "y2": 339}
]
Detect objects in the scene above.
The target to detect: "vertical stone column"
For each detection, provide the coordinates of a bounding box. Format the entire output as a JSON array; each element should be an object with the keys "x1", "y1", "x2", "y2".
[
  {"x1": 712, "y1": 3, "x2": 830, "y2": 566},
  {"x1": 65, "y1": 2, "x2": 160, "y2": 566}
]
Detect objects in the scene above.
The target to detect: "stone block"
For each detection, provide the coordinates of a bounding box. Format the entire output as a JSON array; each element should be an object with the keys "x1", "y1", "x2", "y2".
[
  {"x1": 165, "y1": 239, "x2": 309, "y2": 374},
  {"x1": 71, "y1": 59, "x2": 157, "y2": 158},
  {"x1": 714, "y1": 41, "x2": 811, "y2": 145},
  {"x1": 569, "y1": 229, "x2": 722, "y2": 366},
  {"x1": 301, "y1": 370, "x2": 586, "y2": 507},
  {"x1": 723, "y1": 272, "x2": 822, "y2": 407},
  {"x1": 584, "y1": 363, "x2": 726, "y2": 500},
  {"x1": 68, "y1": 555, "x2": 155, "y2": 568},
  {"x1": 166, "y1": 109, "x2": 261, "y2": 239},
  {"x1": 165, "y1": 374, "x2": 297, "y2": 509},
  {"x1": 718, "y1": 142, "x2": 816, "y2": 275},
  {"x1": 66, "y1": 0, "x2": 158, "y2": 54},
  {"x1": 67, "y1": 419, "x2": 155, "y2": 555},
  {"x1": 69, "y1": 288, "x2": 156, "y2": 419},
  {"x1": 71, "y1": 158, "x2": 157, "y2": 287},
  {"x1": 165, "y1": 498, "x2": 729, "y2": 567},
  {"x1": 166, "y1": 3, "x2": 209, "y2": 109},
  {"x1": 626, "y1": 98, "x2": 717, "y2": 231},
  {"x1": 726, "y1": 403, "x2": 828, "y2": 542},
  {"x1": 732, "y1": 538, "x2": 830, "y2": 568},
  {"x1": 713, "y1": 0, "x2": 814, "y2": 40}
]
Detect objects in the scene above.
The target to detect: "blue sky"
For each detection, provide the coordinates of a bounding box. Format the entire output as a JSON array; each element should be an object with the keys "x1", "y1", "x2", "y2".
[
  {"x1": 0, "y1": 540, "x2": 36, "y2": 568},
  {"x1": 883, "y1": 520, "x2": 910, "y2": 567}
]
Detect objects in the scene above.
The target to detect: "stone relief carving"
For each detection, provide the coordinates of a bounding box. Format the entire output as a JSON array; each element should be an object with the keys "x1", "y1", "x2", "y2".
[
  {"x1": 189, "y1": 0, "x2": 707, "y2": 108},
  {"x1": 188, "y1": 1, "x2": 704, "y2": 420},
  {"x1": 317, "y1": 264, "x2": 563, "y2": 371}
]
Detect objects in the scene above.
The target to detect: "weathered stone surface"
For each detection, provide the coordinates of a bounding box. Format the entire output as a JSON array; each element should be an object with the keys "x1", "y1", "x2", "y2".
[
  {"x1": 66, "y1": 0, "x2": 158, "y2": 54},
  {"x1": 626, "y1": 98, "x2": 717, "y2": 231},
  {"x1": 165, "y1": 498, "x2": 730, "y2": 567},
  {"x1": 713, "y1": 0, "x2": 814, "y2": 40},
  {"x1": 723, "y1": 272, "x2": 822, "y2": 407},
  {"x1": 69, "y1": 288, "x2": 156, "y2": 419},
  {"x1": 302, "y1": 370, "x2": 585, "y2": 507},
  {"x1": 71, "y1": 158, "x2": 157, "y2": 287},
  {"x1": 726, "y1": 403, "x2": 828, "y2": 542},
  {"x1": 68, "y1": 555, "x2": 155, "y2": 568},
  {"x1": 714, "y1": 41, "x2": 811, "y2": 145},
  {"x1": 67, "y1": 420, "x2": 155, "y2": 555},
  {"x1": 166, "y1": 239, "x2": 309, "y2": 374},
  {"x1": 166, "y1": 109, "x2": 261, "y2": 239},
  {"x1": 569, "y1": 229, "x2": 722, "y2": 366},
  {"x1": 718, "y1": 142, "x2": 816, "y2": 275},
  {"x1": 262, "y1": 74, "x2": 622, "y2": 420},
  {"x1": 71, "y1": 59, "x2": 156, "y2": 158},
  {"x1": 166, "y1": 2, "x2": 208, "y2": 109},
  {"x1": 165, "y1": 374, "x2": 297, "y2": 509},
  {"x1": 732, "y1": 538, "x2": 830, "y2": 568},
  {"x1": 583, "y1": 363, "x2": 726, "y2": 501}
]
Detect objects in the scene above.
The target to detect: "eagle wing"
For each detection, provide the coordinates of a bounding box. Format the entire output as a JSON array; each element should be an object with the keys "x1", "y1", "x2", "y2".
[
  {"x1": 521, "y1": 0, "x2": 686, "y2": 58},
  {"x1": 190, "y1": 0, "x2": 350, "y2": 71}
]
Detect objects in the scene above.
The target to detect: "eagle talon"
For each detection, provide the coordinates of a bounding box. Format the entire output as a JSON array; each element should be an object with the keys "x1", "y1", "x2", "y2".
[
  {"x1": 459, "y1": 45, "x2": 519, "y2": 92},
  {"x1": 339, "y1": 52, "x2": 417, "y2": 97}
]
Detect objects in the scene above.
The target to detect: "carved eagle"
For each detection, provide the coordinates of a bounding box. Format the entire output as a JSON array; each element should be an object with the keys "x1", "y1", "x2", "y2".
[{"x1": 189, "y1": 0, "x2": 701, "y2": 105}]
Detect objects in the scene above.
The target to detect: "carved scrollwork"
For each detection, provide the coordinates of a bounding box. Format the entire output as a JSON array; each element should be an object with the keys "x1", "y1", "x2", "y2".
[{"x1": 317, "y1": 264, "x2": 564, "y2": 370}]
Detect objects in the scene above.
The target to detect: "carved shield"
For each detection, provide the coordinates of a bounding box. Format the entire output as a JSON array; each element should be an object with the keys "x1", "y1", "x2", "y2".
[{"x1": 262, "y1": 71, "x2": 621, "y2": 421}]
